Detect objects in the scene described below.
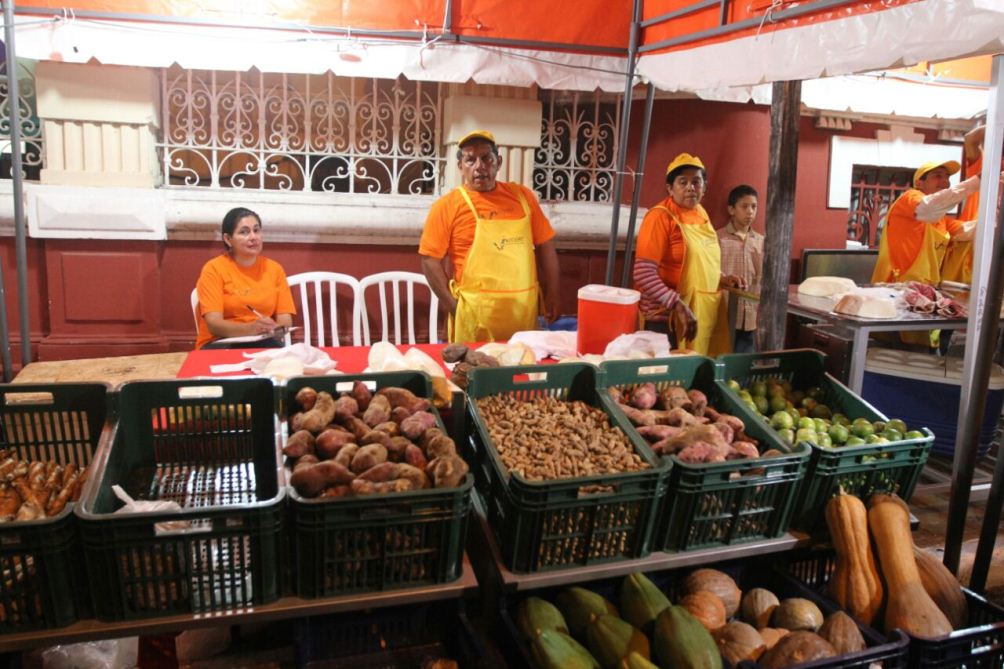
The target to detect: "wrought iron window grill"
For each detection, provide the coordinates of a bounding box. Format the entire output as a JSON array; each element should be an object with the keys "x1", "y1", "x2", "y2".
[
  {"x1": 847, "y1": 165, "x2": 913, "y2": 246},
  {"x1": 0, "y1": 58, "x2": 43, "y2": 181}
]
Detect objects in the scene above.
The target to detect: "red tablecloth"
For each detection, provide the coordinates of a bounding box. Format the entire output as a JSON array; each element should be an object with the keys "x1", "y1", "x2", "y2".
[{"x1": 176, "y1": 343, "x2": 453, "y2": 378}]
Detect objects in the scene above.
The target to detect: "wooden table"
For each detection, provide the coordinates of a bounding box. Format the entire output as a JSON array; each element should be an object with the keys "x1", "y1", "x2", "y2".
[{"x1": 13, "y1": 352, "x2": 187, "y2": 385}]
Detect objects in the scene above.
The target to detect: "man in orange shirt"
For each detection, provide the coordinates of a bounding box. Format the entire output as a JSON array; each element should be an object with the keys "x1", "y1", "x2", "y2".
[
  {"x1": 419, "y1": 130, "x2": 560, "y2": 343},
  {"x1": 942, "y1": 124, "x2": 990, "y2": 284}
]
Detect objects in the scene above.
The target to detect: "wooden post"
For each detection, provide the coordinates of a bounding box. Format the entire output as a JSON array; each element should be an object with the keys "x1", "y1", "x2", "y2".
[{"x1": 758, "y1": 80, "x2": 802, "y2": 352}]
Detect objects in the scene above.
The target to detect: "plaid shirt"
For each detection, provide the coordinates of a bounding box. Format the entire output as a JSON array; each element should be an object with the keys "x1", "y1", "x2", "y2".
[{"x1": 716, "y1": 221, "x2": 763, "y2": 330}]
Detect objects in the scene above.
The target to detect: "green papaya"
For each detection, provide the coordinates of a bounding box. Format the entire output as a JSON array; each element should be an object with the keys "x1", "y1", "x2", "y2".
[
  {"x1": 620, "y1": 651, "x2": 660, "y2": 669},
  {"x1": 517, "y1": 596, "x2": 569, "y2": 639},
  {"x1": 556, "y1": 587, "x2": 619, "y2": 639},
  {"x1": 531, "y1": 629, "x2": 601, "y2": 669},
  {"x1": 620, "y1": 572, "x2": 671, "y2": 633},
  {"x1": 653, "y1": 605, "x2": 722, "y2": 669},
  {"x1": 586, "y1": 613, "x2": 650, "y2": 669}
]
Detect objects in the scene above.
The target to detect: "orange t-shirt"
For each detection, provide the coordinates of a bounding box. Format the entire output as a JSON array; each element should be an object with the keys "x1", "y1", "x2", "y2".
[
  {"x1": 633, "y1": 197, "x2": 709, "y2": 290},
  {"x1": 881, "y1": 189, "x2": 962, "y2": 281},
  {"x1": 418, "y1": 182, "x2": 555, "y2": 283},
  {"x1": 195, "y1": 254, "x2": 296, "y2": 349},
  {"x1": 959, "y1": 154, "x2": 983, "y2": 222}
]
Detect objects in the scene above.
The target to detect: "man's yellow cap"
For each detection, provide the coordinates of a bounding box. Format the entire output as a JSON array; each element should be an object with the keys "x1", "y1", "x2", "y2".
[
  {"x1": 914, "y1": 159, "x2": 960, "y2": 186},
  {"x1": 457, "y1": 130, "x2": 496, "y2": 148},
  {"x1": 666, "y1": 152, "x2": 706, "y2": 176}
]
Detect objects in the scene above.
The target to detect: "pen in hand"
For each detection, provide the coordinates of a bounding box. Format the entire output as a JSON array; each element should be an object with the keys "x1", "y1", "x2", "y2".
[{"x1": 246, "y1": 304, "x2": 266, "y2": 320}]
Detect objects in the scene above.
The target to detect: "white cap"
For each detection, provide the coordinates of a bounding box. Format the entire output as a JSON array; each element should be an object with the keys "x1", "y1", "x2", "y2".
[{"x1": 577, "y1": 284, "x2": 640, "y2": 305}]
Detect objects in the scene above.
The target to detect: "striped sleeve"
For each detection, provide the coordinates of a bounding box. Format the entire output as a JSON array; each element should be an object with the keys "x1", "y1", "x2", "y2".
[{"x1": 633, "y1": 259, "x2": 678, "y2": 312}]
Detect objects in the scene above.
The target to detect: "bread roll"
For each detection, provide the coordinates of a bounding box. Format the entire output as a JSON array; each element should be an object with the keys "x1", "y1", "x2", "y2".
[{"x1": 798, "y1": 276, "x2": 857, "y2": 297}]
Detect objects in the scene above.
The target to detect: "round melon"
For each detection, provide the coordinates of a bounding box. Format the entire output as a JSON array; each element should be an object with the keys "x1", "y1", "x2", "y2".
[
  {"x1": 680, "y1": 591, "x2": 727, "y2": 632},
  {"x1": 772, "y1": 598, "x2": 824, "y2": 632},
  {"x1": 681, "y1": 569, "x2": 742, "y2": 618}
]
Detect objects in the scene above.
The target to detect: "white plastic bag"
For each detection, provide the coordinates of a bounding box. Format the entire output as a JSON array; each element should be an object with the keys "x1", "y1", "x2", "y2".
[
  {"x1": 112, "y1": 485, "x2": 190, "y2": 534},
  {"x1": 603, "y1": 331, "x2": 671, "y2": 359},
  {"x1": 28, "y1": 637, "x2": 138, "y2": 669},
  {"x1": 209, "y1": 342, "x2": 339, "y2": 378}
]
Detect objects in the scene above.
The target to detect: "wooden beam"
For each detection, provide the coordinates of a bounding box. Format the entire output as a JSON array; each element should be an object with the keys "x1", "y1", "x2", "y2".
[{"x1": 758, "y1": 80, "x2": 802, "y2": 351}]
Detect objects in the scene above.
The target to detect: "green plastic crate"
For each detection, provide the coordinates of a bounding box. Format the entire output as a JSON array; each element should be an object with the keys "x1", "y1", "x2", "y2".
[
  {"x1": 717, "y1": 349, "x2": 933, "y2": 532},
  {"x1": 284, "y1": 372, "x2": 472, "y2": 598},
  {"x1": 0, "y1": 383, "x2": 108, "y2": 633},
  {"x1": 599, "y1": 357, "x2": 809, "y2": 552},
  {"x1": 464, "y1": 363, "x2": 668, "y2": 573},
  {"x1": 77, "y1": 378, "x2": 284, "y2": 621}
]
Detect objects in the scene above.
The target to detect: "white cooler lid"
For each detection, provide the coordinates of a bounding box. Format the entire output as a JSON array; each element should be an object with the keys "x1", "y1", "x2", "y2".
[
  {"x1": 577, "y1": 284, "x2": 640, "y2": 305},
  {"x1": 864, "y1": 347, "x2": 1004, "y2": 389}
]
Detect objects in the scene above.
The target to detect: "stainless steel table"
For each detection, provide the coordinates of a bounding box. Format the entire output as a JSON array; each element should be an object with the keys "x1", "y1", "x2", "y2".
[{"x1": 786, "y1": 285, "x2": 970, "y2": 393}]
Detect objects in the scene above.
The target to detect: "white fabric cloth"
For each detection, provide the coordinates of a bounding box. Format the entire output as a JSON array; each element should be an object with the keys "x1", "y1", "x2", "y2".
[
  {"x1": 208, "y1": 343, "x2": 339, "y2": 377},
  {"x1": 603, "y1": 331, "x2": 672, "y2": 359},
  {"x1": 508, "y1": 330, "x2": 578, "y2": 361}
]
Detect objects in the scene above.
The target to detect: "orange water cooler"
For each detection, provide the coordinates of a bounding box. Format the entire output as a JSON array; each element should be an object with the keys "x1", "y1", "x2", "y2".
[{"x1": 576, "y1": 284, "x2": 641, "y2": 355}]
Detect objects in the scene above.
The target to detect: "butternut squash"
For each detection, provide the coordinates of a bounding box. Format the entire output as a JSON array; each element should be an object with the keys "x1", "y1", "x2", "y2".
[
  {"x1": 867, "y1": 493, "x2": 953, "y2": 638},
  {"x1": 913, "y1": 546, "x2": 967, "y2": 630},
  {"x1": 825, "y1": 493, "x2": 883, "y2": 626}
]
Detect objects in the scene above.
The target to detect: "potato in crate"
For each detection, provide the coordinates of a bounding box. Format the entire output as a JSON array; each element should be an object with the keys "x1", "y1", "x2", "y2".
[
  {"x1": 283, "y1": 372, "x2": 472, "y2": 598},
  {"x1": 0, "y1": 383, "x2": 107, "y2": 633},
  {"x1": 464, "y1": 363, "x2": 668, "y2": 573},
  {"x1": 716, "y1": 349, "x2": 933, "y2": 532},
  {"x1": 77, "y1": 378, "x2": 284, "y2": 621},
  {"x1": 600, "y1": 357, "x2": 809, "y2": 552}
]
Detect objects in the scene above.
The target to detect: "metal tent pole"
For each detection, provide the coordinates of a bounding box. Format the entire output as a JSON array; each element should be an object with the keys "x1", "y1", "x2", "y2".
[
  {"x1": 3, "y1": 0, "x2": 29, "y2": 372},
  {"x1": 955, "y1": 56, "x2": 1003, "y2": 590},
  {"x1": 943, "y1": 53, "x2": 1004, "y2": 576},
  {"x1": 604, "y1": 0, "x2": 642, "y2": 286},
  {"x1": 619, "y1": 82, "x2": 655, "y2": 288}
]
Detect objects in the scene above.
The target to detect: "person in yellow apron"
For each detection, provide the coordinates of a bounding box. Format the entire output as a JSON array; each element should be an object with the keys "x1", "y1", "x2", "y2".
[
  {"x1": 632, "y1": 153, "x2": 746, "y2": 356},
  {"x1": 871, "y1": 159, "x2": 981, "y2": 347},
  {"x1": 419, "y1": 130, "x2": 560, "y2": 343}
]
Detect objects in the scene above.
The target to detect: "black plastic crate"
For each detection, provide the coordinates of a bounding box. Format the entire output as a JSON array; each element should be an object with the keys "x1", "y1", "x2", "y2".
[
  {"x1": 717, "y1": 349, "x2": 933, "y2": 532},
  {"x1": 464, "y1": 363, "x2": 668, "y2": 573},
  {"x1": 295, "y1": 598, "x2": 482, "y2": 668},
  {"x1": 284, "y1": 372, "x2": 472, "y2": 598},
  {"x1": 600, "y1": 357, "x2": 810, "y2": 552},
  {"x1": 0, "y1": 383, "x2": 108, "y2": 634},
  {"x1": 77, "y1": 378, "x2": 284, "y2": 621},
  {"x1": 786, "y1": 549, "x2": 1004, "y2": 669},
  {"x1": 500, "y1": 554, "x2": 907, "y2": 669}
]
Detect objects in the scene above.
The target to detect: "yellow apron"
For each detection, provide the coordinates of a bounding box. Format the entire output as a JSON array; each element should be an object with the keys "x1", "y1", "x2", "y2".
[
  {"x1": 872, "y1": 223, "x2": 950, "y2": 347},
  {"x1": 448, "y1": 186, "x2": 539, "y2": 343},
  {"x1": 655, "y1": 205, "x2": 732, "y2": 356},
  {"x1": 941, "y1": 239, "x2": 972, "y2": 284}
]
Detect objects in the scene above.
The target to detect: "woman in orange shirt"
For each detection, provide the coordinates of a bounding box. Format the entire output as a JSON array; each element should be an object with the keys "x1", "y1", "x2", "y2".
[
  {"x1": 195, "y1": 207, "x2": 296, "y2": 349},
  {"x1": 632, "y1": 153, "x2": 745, "y2": 355}
]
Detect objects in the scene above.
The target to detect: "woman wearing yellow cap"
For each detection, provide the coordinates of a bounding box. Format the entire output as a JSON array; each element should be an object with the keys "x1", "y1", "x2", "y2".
[{"x1": 633, "y1": 153, "x2": 745, "y2": 355}]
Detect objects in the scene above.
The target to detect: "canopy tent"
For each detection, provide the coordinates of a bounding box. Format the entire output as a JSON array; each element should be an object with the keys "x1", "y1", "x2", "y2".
[{"x1": 2, "y1": 0, "x2": 1004, "y2": 586}]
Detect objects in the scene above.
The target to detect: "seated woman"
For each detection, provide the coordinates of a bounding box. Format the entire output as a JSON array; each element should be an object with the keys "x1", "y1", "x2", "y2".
[{"x1": 195, "y1": 207, "x2": 296, "y2": 349}]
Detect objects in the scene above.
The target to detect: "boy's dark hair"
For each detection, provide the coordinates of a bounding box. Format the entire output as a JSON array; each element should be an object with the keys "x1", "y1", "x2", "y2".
[{"x1": 727, "y1": 184, "x2": 758, "y2": 207}]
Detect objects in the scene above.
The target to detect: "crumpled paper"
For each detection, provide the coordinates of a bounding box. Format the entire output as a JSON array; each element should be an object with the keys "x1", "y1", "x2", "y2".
[{"x1": 208, "y1": 343, "x2": 339, "y2": 378}]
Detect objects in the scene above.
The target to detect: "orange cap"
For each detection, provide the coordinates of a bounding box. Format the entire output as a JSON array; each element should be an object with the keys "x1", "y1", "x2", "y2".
[
  {"x1": 665, "y1": 152, "x2": 706, "y2": 176},
  {"x1": 914, "y1": 159, "x2": 960, "y2": 186},
  {"x1": 457, "y1": 130, "x2": 496, "y2": 147}
]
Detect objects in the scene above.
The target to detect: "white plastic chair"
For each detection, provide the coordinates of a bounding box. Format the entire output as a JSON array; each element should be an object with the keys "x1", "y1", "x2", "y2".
[
  {"x1": 190, "y1": 288, "x2": 200, "y2": 334},
  {"x1": 357, "y1": 271, "x2": 440, "y2": 345},
  {"x1": 286, "y1": 271, "x2": 361, "y2": 347}
]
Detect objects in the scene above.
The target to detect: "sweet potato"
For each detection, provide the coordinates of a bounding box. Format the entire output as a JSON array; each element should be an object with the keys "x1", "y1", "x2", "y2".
[
  {"x1": 761, "y1": 449, "x2": 784, "y2": 458},
  {"x1": 290, "y1": 460, "x2": 356, "y2": 497},
  {"x1": 659, "y1": 386, "x2": 692, "y2": 411},
  {"x1": 377, "y1": 387, "x2": 431, "y2": 413},
  {"x1": 334, "y1": 444, "x2": 359, "y2": 468},
  {"x1": 630, "y1": 382, "x2": 657, "y2": 410},
  {"x1": 451, "y1": 361, "x2": 474, "y2": 390},
  {"x1": 441, "y1": 343, "x2": 469, "y2": 363},
  {"x1": 715, "y1": 413, "x2": 745, "y2": 433},
  {"x1": 351, "y1": 478, "x2": 413, "y2": 496},
  {"x1": 342, "y1": 416, "x2": 371, "y2": 441},
  {"x1": 404, "y1": 444, "x2": 428, "y2": 470},
  {"x1": 357, "y1": 461, "x2": 397, "y2": 482},
  {"x1": 290, "y1": 412, "x2": 306, "y2": 432},
  {"x1": 374, "y1": 421, "x2": 400, "y2": 437},
  {"x1": 319, "y1": 485, "x2": 351, "y2": 498},
  {"x1": 704, "y1": 406, "x2": 722, "y2": 422},
  {"x1": 425, "y1": 434, "x2": 458, "y2": 459},
  {"x1": 687, "y1": 389, "x2": 708, "y2": 417},
  {"x1": 660, "y1": 424, "x2": 730, "y2": 455},
  {"x1": 352, "y1": 381, "x2": 372, "y2": 412},
  {"x1": 426, "y1": 454, "x2": 469, "y2": 488},
  {"x1": 296, "y1": 454, "x2": 319, "y2": 466},
  {"x1": 45, "y1": 482, "x2": 74, "y2": 517},
  {"x1": 607, "y1": 387, "x2": 624, "y2": 404},
  {"x1": 401, "y1": 411, "x2": 438, "y2": 440},
  {"x1": 295, "y1": 387, "x2": 318, "y2": 411},
  {"x1": 387, "y1": 436, "x2": 413, "y2": 462},
  {"x1": 463, "y1": 350, "x2": 499, "y2": 368},
  {"x1": 299, "y1": 391, "x2": 338, "y2": 433},
  {"x1": 363, "y1": 394, "x2": 391, "y2": 427},
  {"x1": 419, "y1": 428, "x2": 444, "y2": 449},
  {"x1": 637, "y1": 424, "x2": 685, "y2": 443},
  {"x1": 431, "y1": 376, "x2": 452, "y2": 409},
  {"x1": 333, "y1": 395, "x2": 359, "y2": 421},
  {"x1": 394, "y1": 463, "x2": 430, "y2": 489},
  {"x1": 729, "y1": 441, "x2": 759, "y2": 459},
  {"x1": 391, "y1": 406, "x2": 412, "y2": 425},
  {"x1": 283, "y1": 430, "x2": 316, "y2": 458},
  {"x1": 619, "y1": 404, "x2": 658, "y2": 427},
  {"x1": 350, "y1": 444, "x2": 388, "y2": 473},
  {"x1": 315, "y1": 428, "x2": 356, "y2": 460},
  {"x1": 678, "y1": 441, "x2": 728, "y2": 463},
  {"x1": 360, "y1": 430, "x2": 392, "y2": 448},
  {"x1": 665, "y1": 407, "x2": 702, "y2": 428},
  {"x1": 711, "y1": 421, "x2": 735, "y2": 444}
]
